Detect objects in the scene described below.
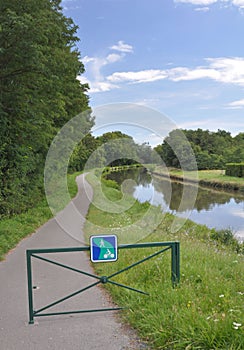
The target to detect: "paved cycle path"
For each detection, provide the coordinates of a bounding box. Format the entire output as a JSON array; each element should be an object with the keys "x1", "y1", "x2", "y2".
[{"x1": 0, "y1": 174, "x2": 147, "y2": 350}]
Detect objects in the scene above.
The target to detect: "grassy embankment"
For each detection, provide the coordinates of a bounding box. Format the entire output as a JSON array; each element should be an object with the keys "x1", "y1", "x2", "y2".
[
  {"x1": 153, "y1": 167, "x2": 244, "y2": 192},
  {"x1": 0, "y1": 172, "x2": 80, "y2": 261},
  {"x1": 0, "y1": 169, "x2": 243, "y2": 348},
  {"x1": 84, "y1": 172, "x2": 244, "y2": 350}
]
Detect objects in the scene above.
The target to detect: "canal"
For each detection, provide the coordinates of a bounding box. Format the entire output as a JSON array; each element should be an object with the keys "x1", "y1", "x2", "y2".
[{"x1": 106, "y1": 168, "x2": 244, "y2": 242}]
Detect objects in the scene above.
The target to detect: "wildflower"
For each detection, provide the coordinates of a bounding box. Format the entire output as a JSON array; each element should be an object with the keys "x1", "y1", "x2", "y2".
[
  {"x1": 233, "y1": 322, "x2": 242, "y2": 330},
  {"x1": 219, "y1": 294, "x2": 224, "y2": 298}
]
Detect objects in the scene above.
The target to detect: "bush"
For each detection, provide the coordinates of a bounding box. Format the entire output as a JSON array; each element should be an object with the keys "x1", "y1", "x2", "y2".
[
  {"x1": 225, "y1": 163, "x2": 244, "y2": 177},
  {"x1": 210, "y1": 229, "x2": 243, "y2": 253}
]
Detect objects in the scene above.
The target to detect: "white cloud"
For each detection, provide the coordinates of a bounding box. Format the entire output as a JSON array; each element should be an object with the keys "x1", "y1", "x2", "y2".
[
  {"x1": 82, "y1": 56, "x2": 96, "y2": 64},
  {"x1": 110, "y1": 40, "x2": 133, "y2": 53},
  {"x1": 232, "y1": 0, "x2": 244, "y2": 8},
  {"x1": 89, "y1": 82, "x2": 119, "y2": 93},
  {"x1": 82, "y1": 53, "x2": 122, "y2": 84},
  {"x1": 78, "y1": 71, "x2": 121, "y2": 93},
  {"x1": 175, "y1": 0, "x2": 217, "y2": 5},
  {"x1": 174, "y1": 0, "x2": 244, "y2": 10},
  {"x1": 207, "y1": 57, "x2": 244, "y2": 84},
  {"x1": 81, "y1": 41, "x2": 133, "y2": 92},
  {"x1": 83, "y1": 53, "x2": 122, "y2": 73},
  {"x1": 194, "y1": 6, "x2": 210, "y2": 10},
  {"x1": 108, "y1": 69, "x2": 168, "y2": 83},
  {"x1": 167, "y1": 66, "x2": 220, "y2": 81},
  {"x1": 77, "y1": 75, "x2": 118, "y2": 92},
  {"x1": 227, "y1": 98, "x2": 244, "y2": 108},
  {"x1": 106, "y1": 53, "x2": 122, "y2": 63},
  {"x1": 77, "y1": 75, "x2": 90, "y2": 85},
  {"x1": 106, "y1": 57, "x2": 244, "y2": 86}
]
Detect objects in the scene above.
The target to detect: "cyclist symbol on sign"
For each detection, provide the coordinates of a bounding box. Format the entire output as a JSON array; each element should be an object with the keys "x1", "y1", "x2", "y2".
[{"x1": 104, "y1": 249, "x2": 115, "y2": 259}]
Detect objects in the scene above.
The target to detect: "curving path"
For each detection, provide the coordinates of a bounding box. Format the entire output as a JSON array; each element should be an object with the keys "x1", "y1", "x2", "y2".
[{"x1": 0, "y1": 174, "x2": 148, "y2": 350}]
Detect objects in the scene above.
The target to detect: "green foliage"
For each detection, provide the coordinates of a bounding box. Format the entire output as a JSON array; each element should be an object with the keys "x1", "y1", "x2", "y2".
[
  {"x1": 96, "y1": 131, "x2": 139, "y2": 167},
  {"x1": 69, "y1": 131, "x2": 160, "y2": 175},
  {"x1": 210, "y1": 229, "x2": 243, "y2": 254},
  {"x1": 156, "y1": 129, "x2": 244, "y2": 171},
  {"x1": 0, "y1": 198, "x2": 53, "y2": 260},
  {"x1": 0, "y1": 171, "x2": 81, "y2": 260},
  {"x1": 101, "y1": 178, "x2": 120, "y2": 191},
  {"x1": 0, "y1": 0, "x2": 92, "y2": 217},
  {"x1": 226, "y1": 163, "x2": 244, "y2": 178},
  {"x1": 155, "y1": 129, "x2": 197, "y2": 170},
  {"x1": 68, "y1": 133, "x2": 100, "y2": 172}
]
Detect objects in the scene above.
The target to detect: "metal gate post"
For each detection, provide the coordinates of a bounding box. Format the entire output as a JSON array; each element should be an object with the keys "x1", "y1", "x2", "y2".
[
  {"x1": 26, "y1": 250, "x2": 34, "y2": 324},
  {"x1": 171, "y1": 242, "x2": 180, "y2": 287}
]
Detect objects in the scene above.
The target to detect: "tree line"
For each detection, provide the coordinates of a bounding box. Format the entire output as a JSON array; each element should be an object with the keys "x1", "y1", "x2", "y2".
[
  {"x1": 0, "y1": 0, "x2": 93, "y2": 217},
  {"x1": 155, "y1": 129, "x2": 244, "y2": 171},
  {"x1": 69, "y1": 131, "x2": 159, "y2": 172}
]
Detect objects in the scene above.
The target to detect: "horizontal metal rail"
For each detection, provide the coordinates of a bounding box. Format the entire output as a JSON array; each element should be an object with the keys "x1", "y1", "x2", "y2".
[{"x1": 26, "y1": 241, "x2": 180, "y2": 324}]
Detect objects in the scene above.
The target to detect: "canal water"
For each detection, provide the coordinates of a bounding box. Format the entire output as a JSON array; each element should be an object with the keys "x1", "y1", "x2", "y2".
[{"x1": 106, "y1": 168, "x2": 244, "y2": 242}]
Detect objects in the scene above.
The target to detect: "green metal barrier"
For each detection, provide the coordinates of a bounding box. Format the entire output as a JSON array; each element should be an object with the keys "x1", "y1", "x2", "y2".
[{"x1": 26, "y1": 241, "x2": 180, "y2": 324}]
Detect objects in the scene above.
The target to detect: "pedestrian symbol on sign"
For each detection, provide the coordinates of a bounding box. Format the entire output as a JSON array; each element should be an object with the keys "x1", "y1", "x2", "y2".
[{"x1": 90, "y1": 235, "x2": 118, "y2": 263}]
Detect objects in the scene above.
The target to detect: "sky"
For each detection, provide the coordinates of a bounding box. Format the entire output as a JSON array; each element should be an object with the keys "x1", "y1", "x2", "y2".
[{"x1": 61, "y1": 0, "x2": 244, "y2": 146}]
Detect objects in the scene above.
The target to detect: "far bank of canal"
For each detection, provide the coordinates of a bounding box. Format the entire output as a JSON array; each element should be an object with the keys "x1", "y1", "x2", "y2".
[{"x1": 106, "y1": 168, "x2": 244, "y2": 242}]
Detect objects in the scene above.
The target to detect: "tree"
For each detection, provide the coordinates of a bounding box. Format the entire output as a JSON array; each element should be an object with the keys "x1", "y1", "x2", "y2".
[
  {"x1": 96, "y1": 131, "x2": 138, "y2": 167},
  {"x1": 136, "y1": 142, "x2": 155, "y2": 164},
  {"x1": 156, "y1": 129, "x2": 197, "y2": 170},
  {"x1": 0, "y1": 0, "x2": 92, "y2": 216},
  {"x1": 156, "y1": 128, "x2": 244, "y2": 171},
  {"x1": 69, "y1": 133, "x2": 101, "y2": 172}
]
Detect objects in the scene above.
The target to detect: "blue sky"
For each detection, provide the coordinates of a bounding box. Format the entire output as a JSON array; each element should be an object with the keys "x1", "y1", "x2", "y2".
[{"x1": 62, "y1": 0, "x2": 244, "y2": 145}]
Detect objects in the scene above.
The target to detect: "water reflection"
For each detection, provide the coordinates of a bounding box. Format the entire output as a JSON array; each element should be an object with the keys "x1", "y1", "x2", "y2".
[
  {"x1": 106, "y1": 167, "x2": 153, "y2": 186},
  {"x1": 106, "y1": 168, "x2": 244, "y2": 241},
  {"x1": 154, "y1": 178, "x2": 243, "y2": 212}
]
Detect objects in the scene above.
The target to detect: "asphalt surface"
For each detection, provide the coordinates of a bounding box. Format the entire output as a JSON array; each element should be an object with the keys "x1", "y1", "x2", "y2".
[{"x1": 0, "y1": 174, "x2": 148, "y2": 350}]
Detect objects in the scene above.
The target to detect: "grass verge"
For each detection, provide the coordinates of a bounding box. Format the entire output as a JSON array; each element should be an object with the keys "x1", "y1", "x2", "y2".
[
  {"x1": 0, "y1": 172, "x2": 81, "y2": 261},
  {"x1": 84, "y1": 173, "x2": 244, "y2": 350},
  {"x1": 154, "y1": 168, "x2": 244, "y2": 192}
]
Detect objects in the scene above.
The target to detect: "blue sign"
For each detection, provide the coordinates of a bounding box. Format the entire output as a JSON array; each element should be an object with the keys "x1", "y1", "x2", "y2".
[{"x1": 90, "y1": 235, "x2": 118, "y2": 263}]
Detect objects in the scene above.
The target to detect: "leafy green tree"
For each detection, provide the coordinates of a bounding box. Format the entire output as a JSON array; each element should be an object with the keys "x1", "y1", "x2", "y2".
[
  {"x1": 69, "y1": 133, "x2": 102, "y2": 172},
  {"x1": 156, "y1": 128, "x2": 244, "y2": 171},
  {"x1": 232, "y1": 133, "x2": 244, "y2": 163},
  {"x1": 136, "y1": 142, "x2": 155, "y2": 164},
  {"x1": 96, "y1": 131, "x2": 138, "y2": 167},
  {"x1": 0, "y1": 0, "x2": 92, "y2": 216},
  {"x1": 156, "y1": 129, "x2": 197, "y2": 170}
]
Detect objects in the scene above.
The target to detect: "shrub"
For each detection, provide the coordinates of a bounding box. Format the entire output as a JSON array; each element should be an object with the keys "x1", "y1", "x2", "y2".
[{"x1": 225, "y1": 163, "x2": 244, "y2": 177}]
